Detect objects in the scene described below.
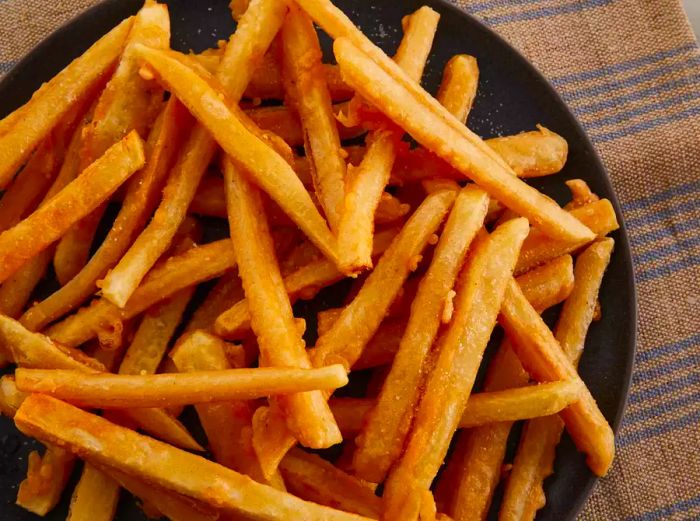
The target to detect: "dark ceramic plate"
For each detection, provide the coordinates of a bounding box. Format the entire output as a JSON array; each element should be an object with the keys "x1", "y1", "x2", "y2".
[{"x1": 0, "y1": 0, "x2": 637, "y2": 519}]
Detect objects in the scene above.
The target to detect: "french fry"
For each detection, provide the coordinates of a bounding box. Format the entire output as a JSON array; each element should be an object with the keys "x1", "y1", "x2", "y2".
[
  {"x1": 170, "y1": 331, "x2": 283, "y2": 488},
  {"x1": 515, "y1": 198, "x2": 618, "y2": 274},
  {"x1": 353, "y1": 186, "x2": 488, "y2": 482},
  {"x1": 185, "y1": 272, "x2": 245, "y2": 332},
  {"x1": 44, "y1": 239, "x2": 237, "y2": 347},
  {"x1": 382, "y1": 218, "x2": 529, "y2": 520},
  {"x1": 252, "y1": 404, "x2": 299, "y2": 479},
  {"x1": 230, "y1": 0, "x2": 250, "y2": 20},
  {"x1": 281, "y1": 4, "x2": 348, "y2": 231},
  {"x1": 0, "y1": 376, "x2": 26, "y2": 417},
  {"x1": 23, "y1": 98, "x2": 192, "y2": 332},
  {"x1": 337, "y1": 6, "x2": 439, "y2": 274},
  {"x1": 124, "y1": 407, "x2": 203, "y2": 451},
  {"x1": 54, "y1": 0, "x2": 171, "y2": 285},
  {"x1": 15, "y1": 365, "x2": 348, "y2": 408},
  {"x1": 498, "y1": 276, "x2": 615, "y2": 476},
  {"x1": 487, "y1": 125, "x2": 568, "y2": 179},
  {"x1": 279, "y1": 447, "x2": 382, "y2": 518},
  {"x1": 97, "y1": 0, "x2": 289, "y2": 308},
  {"x1": 222, "y1": 158, "x2": 341, "y2": 449},
  {"x1": 350, "y1": 318, "x2": 406, "y2": 370},
  {"x1": 436, "y1": 55, "x2": 479, "y2": 125},
  {"x1": 67, "y1": 464, "x2": 121, "y2": 521},
  {"x1": 14, "y1": 395, "x2": 373, "y2": 521},
  {"x1": 0, "y1": 131, "x2": 145, "y2": 285},
  {"x1": 215, "y1": 227, "x2": 397, "y2": 339},
  {"x1": 500, "y1": 238, "x2": 615, "y2": 520},
  {"x1": 332, "y1": 37, "x2": 593, "y2": 243},
  {"x1": 313, "y1": 189, "x2": 456, "y2": 369},
  {"x1": 565, "y1": 179, "x2": 600, "y2": 209},
  {"x1": 0, "y1": 18, "x2": 133, "y2": 187},
  {"x1": 515, "y1": 254, "x2": 575, "y2": 312},
  {"x1": 16, "y1": 444, "x2": 75, "y2": 515}
]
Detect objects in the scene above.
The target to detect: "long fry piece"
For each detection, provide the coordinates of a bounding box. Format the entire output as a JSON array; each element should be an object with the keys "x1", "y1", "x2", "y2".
[
  {"x1": 223, "y1": 158, "x2": 341, "y2": 449},
  {"x1": 281, "y1": 3, "x2": 347, "y2": 231},
  {"x1": 353, "y1": 186, "x2": 488, "y2": 482},
  {"x1": 382, "y1": 218, "x2": 529, "y2": 520},
  {"x1": 337, "y1": 6, "x2": 439, "y2": 274},
  {"x1": 14, "y1": 395, "x2": 373, "y2": 521},
  {"x1": 332, "y1": 38, "x2": 593, "y2": 243},
  {"x1": 500, "y1": 238, "x2": 614, "y2": 520},
  {"x1": 0, "y1": 18, "x2": 133, "y2": 187},
  {"x1": 0, "y1": 132, "x2": 144, "y2": 284},
  {"x1": 97, "y1": 0, "x2": 290, "y2": 308}
]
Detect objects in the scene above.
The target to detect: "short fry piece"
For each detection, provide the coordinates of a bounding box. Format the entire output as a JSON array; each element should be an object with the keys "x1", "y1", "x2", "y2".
[
  {"x1": 486, "y1": 125, "x2": 568, "y2": 178},
  {"x1": 15, "y1": 365, "x2": 348, "y2": 408},
  {"x1": 67, "y1": 464, "x2": 120, "y2": 521},
  {"x1": 0, "y1": 131, "x2": 144, "y2": 284},
  {"x1": 515, "y1": 254, "x2": 575, "y2": 313},
  {"x1": 436, "y1": 55, "x2": 479, "y2": 125},
  {"x1": 0, "y1": 376, "x2": 26, "y2": 417},
  {"x1": 252, "y1": 405, "x2": 299, "y2": 479},
  {"x1": 279, "y1": 448, "x2": 382, "y2": 518},
  {"x1": 16, "y1": 445, "x2": 75, "y2": 515},
  {"x1": 353, "y1": 186, "x2": 488, "y2": 482},
  {"x1": 382, "y1": 218, "x2": 529, "y2": 520},
  {"x1": 0, "y1": 19, "x2": 133, "y2": 187},
  {"x1": 14, "y1": 395, "x2": 373, "y2": 521}
]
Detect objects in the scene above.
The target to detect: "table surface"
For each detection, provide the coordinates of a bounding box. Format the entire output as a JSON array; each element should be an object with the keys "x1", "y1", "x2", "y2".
[{"x1": 683, "y1": 0, "x2": 700, "y2": 36}]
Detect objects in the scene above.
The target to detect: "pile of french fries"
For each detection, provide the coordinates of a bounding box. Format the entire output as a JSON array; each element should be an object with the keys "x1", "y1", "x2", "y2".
[{"x1": 0, "y1": 0, "x2": 621, "y2": 519}]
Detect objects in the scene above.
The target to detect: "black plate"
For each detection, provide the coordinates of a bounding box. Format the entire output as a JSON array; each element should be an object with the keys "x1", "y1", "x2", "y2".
[{"x1": 0, "y1": 0, "x2": 636, "y2": 520}]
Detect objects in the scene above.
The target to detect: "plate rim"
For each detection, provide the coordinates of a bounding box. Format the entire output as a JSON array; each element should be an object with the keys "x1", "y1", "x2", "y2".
[{"x1": 0, "y1": 1, "x2": 638, "y2": 520}]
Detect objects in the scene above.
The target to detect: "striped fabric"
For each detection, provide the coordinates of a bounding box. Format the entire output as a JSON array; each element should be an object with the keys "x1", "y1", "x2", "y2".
[{"x1": 1, "y1": 0, "x2": 699, "y2": 520}]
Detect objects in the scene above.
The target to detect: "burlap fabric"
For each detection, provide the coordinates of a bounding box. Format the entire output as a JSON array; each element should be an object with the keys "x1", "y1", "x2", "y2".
[{"x1": 2, "y1": 0, "x2": 699, "y2": 519}]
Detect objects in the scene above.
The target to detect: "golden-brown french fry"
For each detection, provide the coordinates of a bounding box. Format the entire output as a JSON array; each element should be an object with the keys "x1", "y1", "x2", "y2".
[
  {"x1": 215, "y1": 227, "x2": 397, "y2": 339},
  {"x1": 222, "y1": 158, "x2": 341, "y2": 449},
  {"x1": 54, "y1": 0, "x2": 170, "y2": 285},
  {"x1": 230, "y1": 0, "x2": 250, "y2": 19},
  {"x1": 498, "y1": 276, "x2": 615, "y2": 476},
  {"x1": 124, "y1": 407, "x2": 203, "y2": 452},
  {"x1": 23, "y1": 98, "x2": 192, "y2": 332},
  {"x1": 96, "y1": 0, "x2": 289, "y2": 309},
  {"x1": 500, "y1": 238, "x2": 615, "y2": 520},
  {"x1": 103, "y1": 467, "x2": 219, "y2": 521},
  {"x1": 353, "y1": 186, "x2": 488, "y2": 482},
  {"x1": 0, "y1": 18, "x2": 133, "y2": 187},
  {"x1": 515, "y1": 198, "x2": 618, "y2": 274},
  {"x1": 0, "y1": 131, "x2": 144, "y2": 284},
  {"x1": 487, "y1": 125, "x2": 568, "y2": 179},
  {"x1": 332, "y1": 37, "x2": 593, "y2": 243},
  {"x1": 0, "y1": 376, "x2": 26, "y2": 417},
  {"x1": 252, "y1": 404, "x2": 299, "y2": 479},
  {"x1": 314, "y1": 189, "x2": 456, "y2": 369},
  {"x1": 436, "y1": 55, "x2": 479, "y2": 125},
  {"x1": 337, "y1": 7, "x2": 438, "y2": 274},
  {"x1": 281, "y1": 4, "x2": 347, "y2": 231},
  {"x1": 279, "y1": 448, "x2": 382, "y2": 518},
  {"x1": 170, "y1": 331, "x2": 283, "y2": 488},
  {"x1": 67, "y1": 464, "x2": 120, "y2": 521},
  {"x1": 564, "y1": 178, "x2": 600, "y2": 209},
  {"x1": 15, "y1": 365, "x2": 348, "y2": 408},
  {"x1": 16, "y1": 444, "x2": 75, "y2": 515},
  {"x1": 382, "y1": 218, "x2": 529, "y2": 520},
  {"x1": 185, "y1": 272, "x2": 245, "y2": 333},
  {"x1": 44, "y1": 239, "x2": 237, "y2": 347},
  {"x1": 515, "y1": 254, "x2": 575, "y2": 313},
  {"x1": 14, "y1": 395, "x2": 373, "y2": 521}
]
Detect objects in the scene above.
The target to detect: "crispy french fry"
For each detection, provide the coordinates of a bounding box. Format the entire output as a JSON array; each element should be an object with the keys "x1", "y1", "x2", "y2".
[
  {"x1": 281, "y1": 4, "x2": 347, "y2": 231},
  {"x1": 215, "y1": 227, "x2": 397, "y2": 339},
  {"x1": 252, "y1": 404, "x2": 299, "y2": 479},
  {"x1": 23, "y1": 98, "x2": 192, "y2": 332},
  {"x1": 353, "y1": 186, "x2": 488, "y2": 482},
  {"x1": 498, "y1": 276, "x2": 615, "y2": 476},
  {"x1": 487, "y1": 125, "x2": 568, "y2": 179},
  {"x1": 0, "y1": 19, "x2": 133, "y2": 187},
  {"x1": 314, "y1": 189, "x2": 456, "y2": 369},
  {"x1": 97, "y1": 0, "x2": 289, "y2": 309},
  {"x1": 436, "y1": 55, "x2": 479, "y2": 125},
  {"x1": 0, "y1": 131, "x2": 144, "y2": 284},
  {"x1": 104, "y1": 467, "x2": 219, "y2": 521},
  {"x1": 332, "y1": 37, "x2": 593, "y2": 243},
  {"x1": 15, "y1": 365, "x2": 348, "y2": 408},
  {"x1": 67, "y1": 464, "x2": 120, "y2": 521},
  {"x1": 14, "y1": 395, "x2": 373, "y2": 521},
  {"x1": 222, "y1": 158, "x2": 341, "y2": 448},
  {"x1": 0, "y1": 376, "x2": 26, "y2": 417},
  {"x1": 230, "y1": 0, "x2": 250, "y2": 19},
  {"x1": 500, "y1": 238, "x2": 615, "y2": 520},
  {"x1": 279, "y1": 448, "x2": 382, "y2": 518},
  {"x1": 54, "y1": 1, "x2": 170, "y2": 285},
  {"x1": 565, "y1": 179, "x2": 600, "y2": 209},
  {"x1": 337, "y1": 7, "x2": 438, "y2": 274},
  {"x1": 45, "y1": 239, "x2": 237, "y2": 347},
  {"x1": 515, "y1": 254, "x2": 575, "y2": 312},
  {"x1": 515, "y1": 198, "x2": 618, "y2": 274},
  {"x1": 16, "y1": 444, "x2": 75, "y2": 515},
  {"x1": 124, "y1": 407, "x2": 203, "y2": 451},
  {"x1": 185, "y1": 272, "x2": 245, "y2": 333},
  {"x1": 170, "y1": 331, "x2": 283, "y2": 488},
  {"x1": 382, "y1": 218, "x2": 529, "y2": 520}
]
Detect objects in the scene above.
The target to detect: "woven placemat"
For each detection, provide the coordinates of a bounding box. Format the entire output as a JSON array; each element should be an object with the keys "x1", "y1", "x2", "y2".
[{"x1": 2, "y1": 0, "x2": 700, "y2": 520}]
